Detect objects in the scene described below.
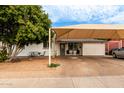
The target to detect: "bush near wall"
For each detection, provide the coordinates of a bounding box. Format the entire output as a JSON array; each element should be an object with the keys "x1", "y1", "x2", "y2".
[{"x1": 0, "y1": 49, "x2": 8, "y2": 62}]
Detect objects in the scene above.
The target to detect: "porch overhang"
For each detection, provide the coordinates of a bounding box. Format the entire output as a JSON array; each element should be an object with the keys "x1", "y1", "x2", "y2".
[
  {"x1": 52, "y1": 24, "x2": 124, "y2": 40},
  {"x1": 57, "y1": 39, "x2": 107, "y2": 43}
]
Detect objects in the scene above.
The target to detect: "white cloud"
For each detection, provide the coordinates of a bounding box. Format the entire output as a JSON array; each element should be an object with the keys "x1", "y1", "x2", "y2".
[
  {"x1": 101, "y1": 11, "x2": 124, "y2": 23},
  {"x1": 43, "y1": 5, "x2": 123, "y2": 23}
]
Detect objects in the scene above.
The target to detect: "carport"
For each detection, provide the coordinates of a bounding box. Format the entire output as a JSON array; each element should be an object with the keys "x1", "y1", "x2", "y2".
[{"x1": 48, "y1": 24, "x2": 124, "y2": 66}]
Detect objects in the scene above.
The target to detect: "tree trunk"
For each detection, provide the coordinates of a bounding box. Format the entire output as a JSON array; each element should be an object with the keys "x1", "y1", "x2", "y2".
[{"x1": 5, "y1": 43, "x2": 23, "y2": 62}]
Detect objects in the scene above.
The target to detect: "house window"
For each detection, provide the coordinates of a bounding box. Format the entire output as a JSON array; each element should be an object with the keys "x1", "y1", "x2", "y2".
[
  {"x1": 68, "y1": 42, "x2": 78, "y2": 50},
  {"x1": 43, "y1": 42, "x2": 49, "y2": 49}
]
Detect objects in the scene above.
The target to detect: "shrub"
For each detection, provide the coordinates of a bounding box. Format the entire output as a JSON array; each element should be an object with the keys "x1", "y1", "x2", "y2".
[
  {"x1": 48, "y1": 63, "x2": 60, "y2": 68},
  {"x1": 0, "y1": 49, "x2": 8, "y2": 62}
]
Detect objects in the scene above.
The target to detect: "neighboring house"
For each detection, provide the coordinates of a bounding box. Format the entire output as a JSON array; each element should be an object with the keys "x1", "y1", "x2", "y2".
[
  {"x1": 105, "y1": 40, "x2": 124, "y2": 54},
  {"x1": 18, "y1": 39, "x2": 106, "y2": 56}
]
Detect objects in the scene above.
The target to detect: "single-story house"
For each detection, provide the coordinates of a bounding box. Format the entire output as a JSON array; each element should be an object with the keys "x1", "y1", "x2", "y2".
[
  {"x1": 0, "y1": 38, "x2": 106, "y2": 57},
  {"x1": 18, "y1": 39, "x2": 106, "y2": 56}
]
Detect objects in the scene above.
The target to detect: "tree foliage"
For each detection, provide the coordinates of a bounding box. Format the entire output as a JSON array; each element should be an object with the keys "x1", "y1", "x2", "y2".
[{"x1": 0, "y1": 5, "x2": 51, "y2": 61}]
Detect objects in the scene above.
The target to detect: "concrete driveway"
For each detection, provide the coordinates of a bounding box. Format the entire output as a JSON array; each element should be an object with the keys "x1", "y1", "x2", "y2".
[
  {"x1": 0, "y1": 56, "x2": 124, "y2": 87},
  {"x1": 57, "y1": 56, "x2": 124, "y2": 77}
]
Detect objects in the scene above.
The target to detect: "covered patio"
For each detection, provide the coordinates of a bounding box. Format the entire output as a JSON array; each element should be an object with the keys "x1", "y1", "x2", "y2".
[{"x1": 49, "y1": 24, "x2": 124, "y2": 65}]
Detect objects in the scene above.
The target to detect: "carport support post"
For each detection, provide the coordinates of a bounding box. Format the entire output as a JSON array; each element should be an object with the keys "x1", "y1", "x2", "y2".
[{"x1": 49, "y1": 28, "x2": 51, "y2": 66}]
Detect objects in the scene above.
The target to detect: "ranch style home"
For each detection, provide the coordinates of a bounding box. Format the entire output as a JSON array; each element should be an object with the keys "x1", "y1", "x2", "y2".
[
  {"x1": 0, "y1": 37, "x2": 106, "y2": 57},
  {"x1": 18, "y1": 38, "x2": 106, "y2": 56}
]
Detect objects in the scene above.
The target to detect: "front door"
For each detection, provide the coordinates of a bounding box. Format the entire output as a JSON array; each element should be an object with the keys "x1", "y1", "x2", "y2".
[{"x1": 60, "y1": 43, "x2": 65, "y2": 56}]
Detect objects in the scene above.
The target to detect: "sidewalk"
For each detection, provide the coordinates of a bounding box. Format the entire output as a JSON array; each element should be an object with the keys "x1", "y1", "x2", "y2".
[{"x1": 0, "y1": 76, "x2": 124, "y2": 88}]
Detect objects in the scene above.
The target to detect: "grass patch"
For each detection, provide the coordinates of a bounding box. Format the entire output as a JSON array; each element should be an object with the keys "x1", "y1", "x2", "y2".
[{"x1": 48, "y1": 63, "x2": 60, "y2": 68}]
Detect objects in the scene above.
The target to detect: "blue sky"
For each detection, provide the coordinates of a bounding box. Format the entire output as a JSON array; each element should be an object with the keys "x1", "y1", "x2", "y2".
[{"x1": 43, "y1": 5, "x2": 124, "y2": 27}]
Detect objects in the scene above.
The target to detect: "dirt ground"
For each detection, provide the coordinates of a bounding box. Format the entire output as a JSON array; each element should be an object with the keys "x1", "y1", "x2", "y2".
[{"x1": 0, "y1": 56, "x2": 124, "y2": 78}]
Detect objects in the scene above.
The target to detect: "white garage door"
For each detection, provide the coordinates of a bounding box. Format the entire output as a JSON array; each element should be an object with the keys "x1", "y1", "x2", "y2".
[{"x1": 83, "y1": 43, "x2": 105, "y2": 56}]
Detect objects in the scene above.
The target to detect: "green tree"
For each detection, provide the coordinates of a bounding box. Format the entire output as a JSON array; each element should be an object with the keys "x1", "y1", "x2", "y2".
[{"x1": 0, "y1": 5, "x2": 51, "y2": 61}]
